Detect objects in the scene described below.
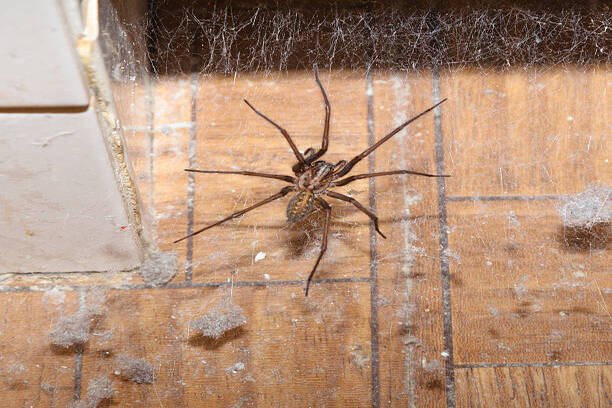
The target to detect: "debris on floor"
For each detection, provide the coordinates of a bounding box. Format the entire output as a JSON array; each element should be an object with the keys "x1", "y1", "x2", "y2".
[
  {"x1": 254, "y1": 251, "x2": 266, "y2": 262},
  {"x1": 225, "y1": 361, "x2": 246, "y2": 375},
  {"x1": 49, "y1": 289, "x2": 107, "y2": 349},
  {"x1": 70, "y1": 376, "x2": 114, "y2": 408},
  {"x1": 140, "y1": 250, "x2": 178, "y2": 286},
  {"x1": 2, "y1": 361, "x2": 28, "y2": 388},
  {"x1": 114, "y1": 354, "x2": 156, "y2": 384},
  {"x1": 558, "y1": 185, "x2": 611, "y2": 228},
  {"x1": 349, "y1": 345, "x2": 370, "y2": 368},
  {"x1": 557, "y1": 185, "x2": 611, "y2": 249},
  {"x1": 190, "y1": 298, "x2": 247, "y2": 339}
]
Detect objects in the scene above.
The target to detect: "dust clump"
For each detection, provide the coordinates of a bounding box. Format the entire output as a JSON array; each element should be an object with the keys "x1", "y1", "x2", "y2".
[
  {"x1": 558, "y1": 185, "x2": 611, "y2": 228},
  {"x1": 49, "y1": 289, "x2": 107, "y2": 349},
  {"x1": 442, "y1": 248, "x2": 461, "y2": 264},
  {"x1": 70, "y1": 376, "x2": 115, "y2": 408},
  {"x1": 140, "y1": 250, "x2": 178, "y2": 286},
  {"x1": 2, "y1": 362, "x2": 28, "y2": 388},
  {"x1": 190, "y1": 298, "x2": 247, "y2": 340},
  {"x1": 40, "y1": 382, "x2": 56, "y2": 394},
  {"x1": 513, "y1": 276, "x2": 529, "y2": 298},
  {"x1": 557, "y1": 185, "x2": 610, "y2": 250},
  {"x1": 231, "y1": 396, "x2": 252, "y2": 408},
  {"x1": 50, "y1": 310, "x2": 96, "y2": 348},
  {"x1": 42, "y1": 287, "x2": 66, "y2": 305},
  {"x1": 225, "y1": 361, "x2": 245, "y2": 375},
  {"x1": 114, "y1": 354, "x2": 156, "y2": 384},
  {"x1": 422, "y1": 359, "x2": 442, "y2": 373},
  {"x1": 349, "y1": 345, "x2": 370, "y2": 368},
  {"x1": 507, "y1": 211, "x2": 521, "y2": 227}
]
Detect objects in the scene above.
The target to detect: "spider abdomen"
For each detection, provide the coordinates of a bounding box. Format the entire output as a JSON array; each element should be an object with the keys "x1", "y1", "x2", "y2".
[{"x1": 287, "y1": 191, "x2": 315, "y2": 223}]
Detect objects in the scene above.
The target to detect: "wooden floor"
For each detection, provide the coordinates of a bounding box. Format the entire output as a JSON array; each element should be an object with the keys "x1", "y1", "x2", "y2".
[{"x1": 1, "y1": 67, "x2": 610, "y2": 407}]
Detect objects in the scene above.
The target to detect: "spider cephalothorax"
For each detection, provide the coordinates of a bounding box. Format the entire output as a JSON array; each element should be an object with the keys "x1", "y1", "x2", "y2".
[{"x1": 175, "y1": 67, "x2": 448, "y2": 295}]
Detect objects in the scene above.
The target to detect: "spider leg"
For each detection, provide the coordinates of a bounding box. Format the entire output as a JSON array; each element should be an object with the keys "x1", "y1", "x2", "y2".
[
  {"x1": 243, "y1": 99, "x2": 306, "y2": 164},
  {"x1": 335, "y1": 99, "x2": 447, "y2": 178},
  {"x1": 305, "y1": 198, "x2": 332, "y2": 296},
  {"x1": 325, "y1": 190, "x2": 386, "y2": 239},
  {"x1": 174, "y1": 186, "x2": 294, "y2": 243},
  {"x1": 332, "y1": 169, "x2": 449, "y2": 187},
  {"x1": 307, "y1": 65, "x2": 330, "y2": 162},
  {"x1": 185, "y1": 169, "x2": 295, "y2": 183}
]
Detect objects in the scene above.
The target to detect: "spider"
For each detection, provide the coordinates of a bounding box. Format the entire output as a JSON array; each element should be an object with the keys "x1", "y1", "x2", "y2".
[{"x1": 175, "y1": 67, "x2": 448, "y2": 296}]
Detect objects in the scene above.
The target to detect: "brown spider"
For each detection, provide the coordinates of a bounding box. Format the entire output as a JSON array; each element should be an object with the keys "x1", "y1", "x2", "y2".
[{"x1": 175, "y1": 67, "x2": 448, "y2": 295}]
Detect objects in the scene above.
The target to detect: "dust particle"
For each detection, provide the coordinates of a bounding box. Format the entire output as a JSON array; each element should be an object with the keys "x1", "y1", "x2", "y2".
[
  {"x1": 114, "y1": 355, "x2": 156, "y2": 384},
  {"x1": 558, "y1": 185, "x2": 611, "y2": 228},
  {"x1": 507, "y1": 210, "x2": 521, "y2": 227},
  {"x1": 225, "y1": 362, "x2": 245, "y2": 375},
  {"x1": 349, "y1": 346, "x2": 370, "y2": 368},
  {"x1": 3, "y1": 362, "x2": 28, "y2": 387},
  {"x1": 42, "y1": 287, "x2": 66, "y2": 305},
  {"x1": 513, "y1": 276, "x2": 529, "y2": 297},
  {"x1": 50, "y1": 289, "x2": 107, "y2": 349},
  {"x1": 70, "y1": 376, "x2": 114, "y2": 408},
  {"x1": 49, "y1": 305, "x2": 105, "y2": 349},
  {"x1": 231, "y1": 396, "x2": 252, "y2": 408},
  {"x1": 442, "y1": 248, "x2": 461, "y2": 264},
  {"x1": 190, "y1": 299, "x2": 247, "y2": 339},
  {"x1": 254, "y1": 251, "x2": 266, "y2": 262},
  {"x1": 487, "y1": 305, "x2": 500, "y2": 317},
  {"x1": 40, "y1": 382, "x2": 56, "y2": 394},
  {"x1": 422, "y1": 359, "x2": 442, "y2": 373},
  {"x1": 140, "y1": 251, "x2": 178, "y2": 286}
]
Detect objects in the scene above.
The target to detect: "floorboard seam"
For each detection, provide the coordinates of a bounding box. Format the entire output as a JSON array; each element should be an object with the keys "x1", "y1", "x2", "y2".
[
  {"x1": 185, "y1": 72, "x2": 198, "y2": 282},
  {"x1": 366, "y1": 72, "x2": 381, "y2": 408},
  {"x1": 146, "y1": 67, "x2": 155, "y2": 214},
  {"x1": 72, "y1": 289, "x2": 86, "y2": 402},
  {"x1": 433, "y1": 69, "x2": 455, "y2": 408},
  {"x1": 447, "y1": 195, "x2": 565, "y2": 202},
  {"x1": 0, "y1": 277, "x2": 373, "y2": 293},
  {"x1": 455, "y1": 361, "x2": 612, "y2": 369}
]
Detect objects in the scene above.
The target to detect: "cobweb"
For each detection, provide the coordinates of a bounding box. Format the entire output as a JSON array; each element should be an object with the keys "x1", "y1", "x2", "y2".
[{"x1": 139, "y1": 2, "x2": 610, "y2": 74}]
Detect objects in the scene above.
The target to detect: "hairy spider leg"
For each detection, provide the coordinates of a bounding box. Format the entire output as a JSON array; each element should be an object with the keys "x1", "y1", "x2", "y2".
[
  {"x1": 306, "y1": 65, "x2": 331, "y2": 163},
  {"x1": 325, "y1": 190, "x2": 386, "y2": 239},
  {"x1": 304, "y1": 198, "x2": 332, "y2": 296},
  {"x1": 332, "y1": 169, "x2": 449, "y2": 187},
  {"x1": 243, "y1": 99, "x2": 305, "y2": 165},
  {"x1": 335, "y1": 98, "x2": 447, "y2": 178},
  {"x1": 173, "y1": 186, "x2": 294, "y2": 243},
  {"x1": 184, "y1": 168, "x2": 295, "y2": 183}
]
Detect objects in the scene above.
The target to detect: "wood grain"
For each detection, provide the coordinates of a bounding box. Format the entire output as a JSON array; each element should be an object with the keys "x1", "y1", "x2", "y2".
[
  {"x1": 372, "y1": 71, "x2": 447, "y2": 407},
  {"x1": 81, "y1": 283, "x2": 372, "y2": 407},
  {"x1": 440, "y1": 67, "x2": 609, "y2": 197},
  {"x1": 448, "y1": 199, "x2": 611, "y2": 364},
  {"x1": 0, "y1": 291, "x2": 79, "y2": 407},
  {"x1": 455, "y1": 365, "x2": 611, "y2": 408}
]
